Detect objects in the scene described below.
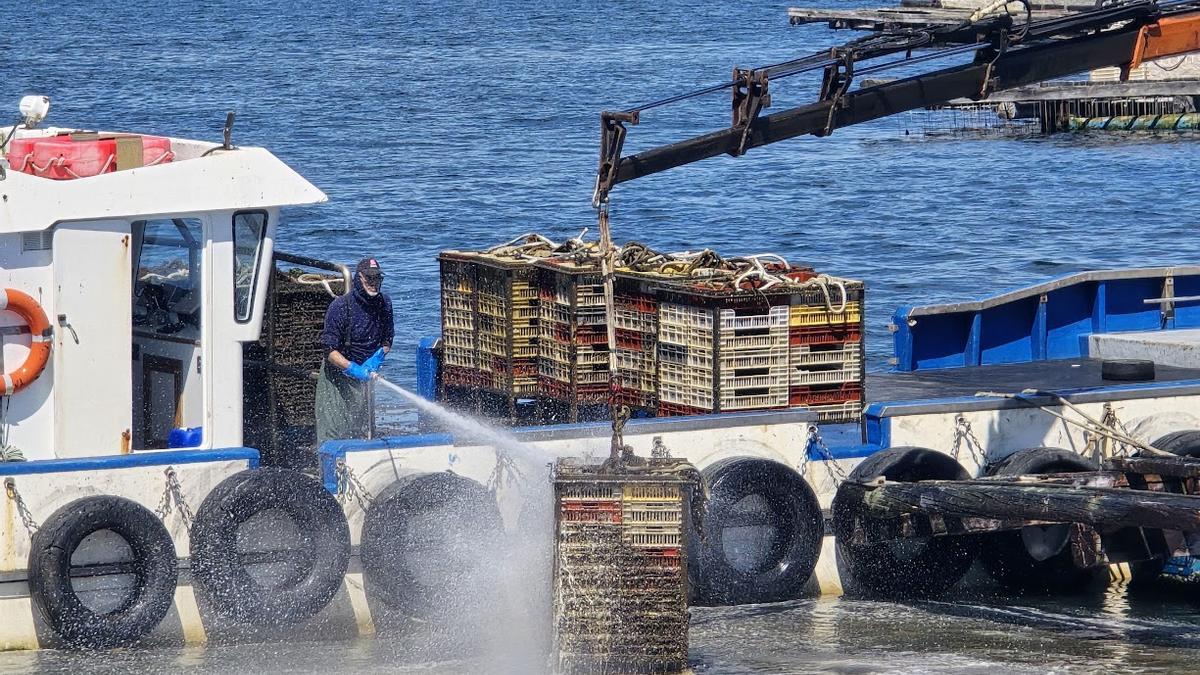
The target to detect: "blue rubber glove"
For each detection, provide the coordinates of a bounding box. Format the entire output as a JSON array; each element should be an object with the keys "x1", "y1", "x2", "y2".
[
  {"x1": 344, "y1": 362, "x2": 372, "y2": 381},
  {"x1": 363, "y1": 347, "x2": 386, "y2": 374}
]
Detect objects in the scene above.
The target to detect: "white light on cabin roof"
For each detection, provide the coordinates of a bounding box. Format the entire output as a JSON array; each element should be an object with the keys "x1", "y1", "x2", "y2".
[{"x1": 18, "y1": 95, "x2": 49, "y2": 128}]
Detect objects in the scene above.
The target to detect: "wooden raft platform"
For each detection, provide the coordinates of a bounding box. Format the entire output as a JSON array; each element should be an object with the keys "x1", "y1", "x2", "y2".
[{"x1": 788, "y1": 1, "x2": 1095, "y2": 31}]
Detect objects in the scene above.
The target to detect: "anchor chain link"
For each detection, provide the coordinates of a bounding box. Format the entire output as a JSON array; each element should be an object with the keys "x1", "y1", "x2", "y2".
[
  {"x1": 153, "y1": 467, "x2": 195, "y2": 530},
  {"x1": 4, "y1": 477, "x2": 39, "y2": 535},
  {"x1": 806, "y1": 425, "x2": 849, "y2": 484},
  {"x1": 334, "y1": 459, "x2": 375, "y2": 510},
  {"x1": 950, "y1": 415, "x2": 986, "y2": 467}
]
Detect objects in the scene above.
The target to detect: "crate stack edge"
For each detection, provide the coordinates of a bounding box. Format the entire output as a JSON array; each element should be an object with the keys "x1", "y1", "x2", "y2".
[{"x1": 787, "y1": 279, "x2": 866, "y2": 424}]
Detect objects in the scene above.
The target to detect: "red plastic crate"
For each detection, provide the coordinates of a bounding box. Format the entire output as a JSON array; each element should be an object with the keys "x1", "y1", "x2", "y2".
[
  {"x1": 640, "y1": 547, "x2": 682, "y2": 569},
  {"x1": 615, "y1": 328, "x2": 653, "y2": 351},
  {"x1": 561, "y1": 500, "x2": 623, "y2": 524},
  {"x1": 789, "y1": 324, "x2": 863, "y2": 346},
  {"x1": 442, "y1": 365, "x2": 482, "y2": 387},
  {"x1": 788, "y1": 381, "x2": 862, "y2": 406},
  {"x1": 616, "y1": 294, "x2": 657, "y2": 314},
  {"x1": 576, "y1": 326, "x2": 608, "y2": 345},
  {"x1": 657, "y1": 402, "x2": 713, "y2": 417}
]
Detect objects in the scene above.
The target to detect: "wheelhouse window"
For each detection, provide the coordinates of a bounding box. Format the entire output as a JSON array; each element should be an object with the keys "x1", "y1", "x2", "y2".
[
  {"x1": 132, "y1": 218, "x2": 203, "y2": 335},
  {"x1": 233, "y1": 211, "x2": 268, "y2": 323}
]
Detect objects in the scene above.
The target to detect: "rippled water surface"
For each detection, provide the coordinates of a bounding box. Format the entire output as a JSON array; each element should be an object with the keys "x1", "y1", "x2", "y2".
[{"x1": 6, "y1": 0, "x2": 1200, "y2": 671}]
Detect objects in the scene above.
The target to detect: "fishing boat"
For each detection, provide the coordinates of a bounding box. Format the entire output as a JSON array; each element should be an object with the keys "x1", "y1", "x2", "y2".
[{"x1": 2, "y1": 93, "x2": 1200, "y2": 658}]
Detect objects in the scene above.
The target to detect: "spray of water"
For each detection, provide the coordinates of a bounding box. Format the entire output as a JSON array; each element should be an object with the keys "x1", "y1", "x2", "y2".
[
  {"x1": 374, "y1": 376, "x2": 555, "y2": 672},
  {"x1": 375, "y1": 376, "x2": 549, "y2": 465}
]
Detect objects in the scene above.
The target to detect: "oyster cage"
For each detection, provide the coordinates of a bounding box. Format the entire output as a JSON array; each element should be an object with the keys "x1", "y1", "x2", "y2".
[{"x1": 553, "y1": 459, "x2": 695, "y2": 674}]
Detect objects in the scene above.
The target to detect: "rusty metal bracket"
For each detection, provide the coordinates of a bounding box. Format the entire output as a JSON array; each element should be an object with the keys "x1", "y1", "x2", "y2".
[
  {"x1": 816, "y1": 50, "x2": 855, "y2": 137},
  {"x1": 593, "y1": 110, "x2": 639, "y2": 208},
  {"x1": 975, "y1": 29, "x2": 1010, "y2": 100},
  {"x1": 729, "y1": 68, "x2": 770, "y2": 157}
]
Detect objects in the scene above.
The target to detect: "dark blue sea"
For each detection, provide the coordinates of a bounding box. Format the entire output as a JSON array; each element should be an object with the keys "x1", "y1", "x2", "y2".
[{"x1": 5, "y1": 0, "x2": 1200, "y2": 672}]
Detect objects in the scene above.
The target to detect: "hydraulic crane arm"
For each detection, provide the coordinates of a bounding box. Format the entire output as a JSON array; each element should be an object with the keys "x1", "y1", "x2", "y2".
[{"x1": 593, "y1": 1, "x2": 1200, "y2": 205}]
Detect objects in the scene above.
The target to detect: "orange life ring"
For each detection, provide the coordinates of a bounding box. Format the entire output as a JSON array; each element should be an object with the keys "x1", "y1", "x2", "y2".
[{"x1": 0, "y1": 289, "x2": 52, "y2": 395}]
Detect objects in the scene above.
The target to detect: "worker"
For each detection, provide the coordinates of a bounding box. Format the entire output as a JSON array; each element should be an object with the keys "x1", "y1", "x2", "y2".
[{"x1": 315, "y1": 257, "x2": 394, "y2": 448}]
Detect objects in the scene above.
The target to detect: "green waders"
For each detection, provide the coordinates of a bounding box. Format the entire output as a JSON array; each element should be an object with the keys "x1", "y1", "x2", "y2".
[{"x1": 315, "y1": 360, "x2": 370, "y2": 448}]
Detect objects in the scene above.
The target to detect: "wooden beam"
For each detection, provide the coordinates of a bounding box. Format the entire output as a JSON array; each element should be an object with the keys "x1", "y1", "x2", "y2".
[
  {"x1": 843, "y1": 479, "x2": 1200, "y2": 532},
  {"x1": 943, "y1": 79, "x2": 1200, "y2": 104}
]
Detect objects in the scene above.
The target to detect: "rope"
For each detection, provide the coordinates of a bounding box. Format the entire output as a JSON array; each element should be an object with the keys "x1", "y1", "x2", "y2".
[
  {"x1": 973, "y1": 389, "x2": 1172, "y2": 458},
  {"x1": 295, "y1": 273, "x2": 342, "y2": 298},
  {"x1": 14, "y1": 150, "x2": 174, "y2": 178}
]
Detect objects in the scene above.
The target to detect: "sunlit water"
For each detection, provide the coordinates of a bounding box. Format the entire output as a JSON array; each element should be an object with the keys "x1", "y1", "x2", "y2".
[{"x1": 7, "y1": 0, "x2": 1200, "y2": 670}]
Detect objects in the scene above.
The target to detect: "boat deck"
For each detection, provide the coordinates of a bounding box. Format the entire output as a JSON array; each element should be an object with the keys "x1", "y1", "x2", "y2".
[{"x1": 867, "y1": 358, "x2": 1200, "y2": 403}]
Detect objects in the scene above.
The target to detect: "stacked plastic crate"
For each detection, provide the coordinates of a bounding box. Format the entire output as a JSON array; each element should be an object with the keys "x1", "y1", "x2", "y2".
[
  {"x1": 536, "y1": 256, "x2": 610, "y2": 421},
  {"x1": 553, "y1": 462, "x2": 689, "y2": 674},
  {"x1": 438, "y1": 250, "x2": 541, "y2": 419},
  {"x1": 787, "y1": 281, "x2": 866, "y2": 423},
  {"x1": 611, "y1": 276, "x2": 659, "y2": 414},
  {"x1": 653, "y1": 284, "x2": 793, "y2": 416}
]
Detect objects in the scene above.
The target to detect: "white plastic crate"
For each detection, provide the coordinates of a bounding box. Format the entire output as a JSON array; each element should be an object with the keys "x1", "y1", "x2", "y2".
[
  {"x1": 442, "y1": 331, "x2": 474, "y2": 350},
  {"x1": 722, "y1": 372, "x2": 790, "y2": 390},
  {"x1": 657, "y1": 343, "x2": 714, "y2": 371},
  {"x1": 477, "y1": 294, "x2": 505, "y2": 318},
  {"x1": 614, "y1": 308, "x2": 656, "y2": 332},
  {"x1": 658, "y1": 382, "x2": 714, "y2": 409},
  {"x1": 718, "y1": 331, "x2": 788, "y2": 352},
  {"x1": 577, "y1": 346, "x2": 609, "y2": 367},
  {"x1": 622, "y1": 524, "x2": 682, "y2": 548},
  {"x1": 720, "y1": 389, "x2": 788, "y2": 411},
  {"x1": 805, "y1": 400, "x2": 864, "y2": 423},
  {"x1": 659, "y1": 362, "x2": 714, "y2": 389},
  {"x1": 790, "y1": 363, "x2": 862, "y2": 387},
  {"x1": 540, "y1": 359, "x2": 571, "y2": 383},
  {"x1": 442, "y1": 292, "x2": 472, "y2": 312},
  {"x1": 719, "y1": 346, "x2": 789, "y2": 371},
  {"x1": 718, "y1": 305, "x2": 789, "y2": 331},
  {"x1": 443, "y1": 345, "x2": 475, "y2": 368},
  {"x1": 658, "y1": 323, "x2": 714, "y2": 351},
  {"x1": 659, "y1": 303, "x2": 713, "y2": 330},
  {"x1": 622, "y1": 503, "x2": 682, "y2": 525},
  {"x1": 790, "y1": 341, "x2": 861, "y2": 367}
]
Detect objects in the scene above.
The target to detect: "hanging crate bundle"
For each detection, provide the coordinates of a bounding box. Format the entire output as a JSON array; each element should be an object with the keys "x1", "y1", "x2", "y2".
[{"x1": 553, "y1": 459, "x2": 693, "y2": 675}]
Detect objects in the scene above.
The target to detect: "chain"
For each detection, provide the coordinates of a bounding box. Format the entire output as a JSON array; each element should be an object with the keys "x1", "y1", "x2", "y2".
[
  {"x1": 334, "y1": 459, "x2": 375, "y2": 510},
  {"x1": 1097, "y1": 403, "x2": 1134, "y2": 459},
  {"x1": 951, "y1": 415, "x2": 986, "y2": 467},
  {"x1": 153, "y1": 467, "x2": 195, "y2": 530},
  {"x1": 486, "y1": 449, "x2": 527, "y2": 493},
  {"x1": 806, "y1": 425, "x2": 849, "y2": 484},
  {"x1": 4, "y1": 478, "x2": 39, "y2": 535}
]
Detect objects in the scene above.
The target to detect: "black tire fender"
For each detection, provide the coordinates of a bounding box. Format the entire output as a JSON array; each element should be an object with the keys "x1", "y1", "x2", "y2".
[
  {"x1": 28, "y1": 495, "x2": 177, "y2": 648},
  {"x1": 980, "y1": 447, "x2": 1102, "y2": 593},
  {"x1": 691, "y1": 457, "x2": 824, "y2": 606},
  {"x1": 831, "y1": 446, "x2": 979, "y2": 597},
  {"x1": 190, "y1": 468, "x2": 350, "y2": 626},
  {"x1": 1150, "y1": 430, "x2": 1200, "y2": 458},
  {"x1": 360, "y1": 472, "x2": 503, "y2": 616}
]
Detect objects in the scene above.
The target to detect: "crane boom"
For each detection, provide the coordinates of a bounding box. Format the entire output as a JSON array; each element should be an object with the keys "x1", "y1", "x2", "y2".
[{"x1": 593, "y1": 1, "x2": 1200, "y2": 205}]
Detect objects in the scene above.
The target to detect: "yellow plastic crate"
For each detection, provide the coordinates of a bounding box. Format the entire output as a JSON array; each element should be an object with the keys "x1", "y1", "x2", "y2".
[{"x1": 789, "y1": 301, "x2": 863, "y2": 328}]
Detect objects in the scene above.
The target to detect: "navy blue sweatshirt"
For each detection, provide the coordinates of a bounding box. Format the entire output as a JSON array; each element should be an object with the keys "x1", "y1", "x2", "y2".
[{"x1": 321, "y1": 278, "x2": 395, "y2": 366}]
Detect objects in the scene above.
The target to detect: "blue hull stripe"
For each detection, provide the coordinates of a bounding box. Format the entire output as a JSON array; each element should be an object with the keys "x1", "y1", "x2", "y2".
[{"x1": 0, "y1": 447, "x2": 260, "y2": 476}]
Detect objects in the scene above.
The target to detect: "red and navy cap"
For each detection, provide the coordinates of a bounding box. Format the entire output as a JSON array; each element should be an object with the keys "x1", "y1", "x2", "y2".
[{"x1": 356, "y1": 257, "x2": 383, "y2": 280}]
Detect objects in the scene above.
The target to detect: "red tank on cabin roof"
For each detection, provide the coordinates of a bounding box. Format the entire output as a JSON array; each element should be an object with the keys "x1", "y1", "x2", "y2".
[{"x1": 6, "y1": 133, "x2": 173, "y2": 180}]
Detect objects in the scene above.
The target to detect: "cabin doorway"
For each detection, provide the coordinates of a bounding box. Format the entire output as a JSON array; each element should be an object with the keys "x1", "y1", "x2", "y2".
[{"x1": 131, "y1": 218, "x2": 205, "y2": 450}]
